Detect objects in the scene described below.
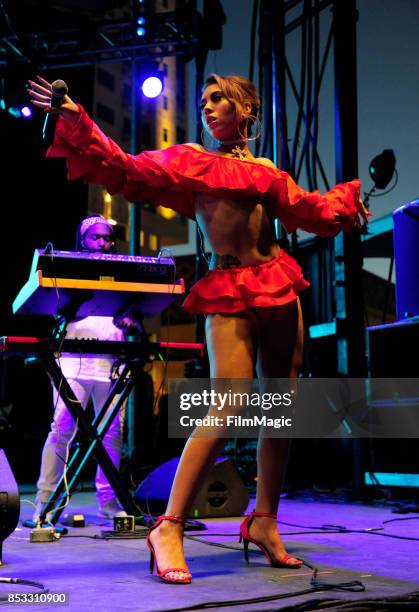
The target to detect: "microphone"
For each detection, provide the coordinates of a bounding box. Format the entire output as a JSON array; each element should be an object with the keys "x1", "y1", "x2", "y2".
[{"x1": 42, "y1": 79, "x2": 68, "y2": 148}]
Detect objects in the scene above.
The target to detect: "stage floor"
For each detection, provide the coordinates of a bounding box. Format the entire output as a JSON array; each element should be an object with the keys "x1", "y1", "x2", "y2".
[{"x1": 2, "y1": 491, "x2": 419, "y2": 611}]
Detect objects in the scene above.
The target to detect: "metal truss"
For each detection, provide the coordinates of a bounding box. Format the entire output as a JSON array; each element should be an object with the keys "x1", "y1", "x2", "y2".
[{"x1": 0, "y1": 12, "x2": 199, "y2": 70}]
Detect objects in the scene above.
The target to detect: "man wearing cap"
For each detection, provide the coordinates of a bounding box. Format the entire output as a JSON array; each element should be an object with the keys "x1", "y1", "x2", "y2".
[{"x1": 33, "y1": 215, "x2": 131, "y2": 521}]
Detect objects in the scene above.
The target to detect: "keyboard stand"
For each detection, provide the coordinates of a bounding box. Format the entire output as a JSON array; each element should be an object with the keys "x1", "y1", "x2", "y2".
[{"x1": 37, "y1": 341, "x2": 149, "y2": 525}]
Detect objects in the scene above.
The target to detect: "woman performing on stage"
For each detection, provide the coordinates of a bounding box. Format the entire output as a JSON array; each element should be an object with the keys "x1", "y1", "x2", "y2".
[{"x1": 28, "y1": 73, "x2": 369, "y2": 584}]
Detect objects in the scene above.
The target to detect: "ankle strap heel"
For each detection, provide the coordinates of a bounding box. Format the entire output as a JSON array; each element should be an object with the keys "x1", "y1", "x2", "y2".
[
  {"x1": 248, "y1": 511, "x2": 277, "y2": 519},
  {"x1": 146, "y1": 514, "x2": 192, "y2": 584},
  {"x1": 154, "y1": 514, "x2": 186, "y2": 525},
  {"x1": 239, "y1": 511, "x2": 303, "y2": 570}
]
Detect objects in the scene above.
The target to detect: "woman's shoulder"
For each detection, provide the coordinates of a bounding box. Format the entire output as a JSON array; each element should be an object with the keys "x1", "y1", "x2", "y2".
[
  {"x1": 182, "y1": 143, "x2": 206, "y2": 152},
  {"x1": 253, "y1": 157, "x2": 277, "y2": 169}
]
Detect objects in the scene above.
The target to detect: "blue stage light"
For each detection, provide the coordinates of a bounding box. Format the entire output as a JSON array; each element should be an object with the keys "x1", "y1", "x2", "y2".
[
  {"x1": 7, "y1": 106, "x2": 21, "y2": 118},
  {"x1": 141, "y1": 76, "x2": 163, "y2": 99},
  {"x1": 133, "y1": 0, "x2": 148, "y2": 38}
]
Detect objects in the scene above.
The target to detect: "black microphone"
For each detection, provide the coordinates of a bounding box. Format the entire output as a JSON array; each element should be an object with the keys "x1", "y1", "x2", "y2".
[{"x1": 42, "y1": 79, "x2": 68, "y2": 148}]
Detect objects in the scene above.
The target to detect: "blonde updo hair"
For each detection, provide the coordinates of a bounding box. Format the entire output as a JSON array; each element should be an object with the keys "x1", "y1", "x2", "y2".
[{"x1": 203, "y1": 74, "x2": 261, "y2": 139}]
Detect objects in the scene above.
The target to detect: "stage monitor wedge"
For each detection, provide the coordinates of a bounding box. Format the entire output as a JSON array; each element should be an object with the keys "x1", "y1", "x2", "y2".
[
  {"x1": 0, "y1": 449, "x2": 20, "y2": 565},
  {"x1": 134, "y1": 457, "x2": 249, "y2": 518}
]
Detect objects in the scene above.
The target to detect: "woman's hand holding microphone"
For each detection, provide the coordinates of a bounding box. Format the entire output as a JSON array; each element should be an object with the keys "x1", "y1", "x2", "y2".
[{"x1": 27, "y1": 75, "x2": 80, "y2": 125}]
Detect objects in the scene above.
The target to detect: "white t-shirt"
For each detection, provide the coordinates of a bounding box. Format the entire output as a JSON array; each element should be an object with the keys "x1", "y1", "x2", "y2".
[{"x1": 59, "y1": 316, "x2": 124, "y2": 382}]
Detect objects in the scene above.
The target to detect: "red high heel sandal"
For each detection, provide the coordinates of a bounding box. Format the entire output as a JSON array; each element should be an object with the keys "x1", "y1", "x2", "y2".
[
  {"x1": 239, "y1": 511, "x2": 302, "y2": 568},
  {"x1": 146, "y1": 515, "x2": 192, "y2": 584}
]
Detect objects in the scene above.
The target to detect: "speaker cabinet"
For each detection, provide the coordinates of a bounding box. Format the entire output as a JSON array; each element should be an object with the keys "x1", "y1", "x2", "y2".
[
  {"x1": 368, "y1": 318, "x2": 419, "y2": 378},
  {"x1": 134, "y1": 457, "x2": 249, "y2": 518},
  {"x1": 393, "y1": 200, "x2": 419, "y2": 319},
  {"x1": 0, "y1": 449, "x2": 20, "y2": 565}
]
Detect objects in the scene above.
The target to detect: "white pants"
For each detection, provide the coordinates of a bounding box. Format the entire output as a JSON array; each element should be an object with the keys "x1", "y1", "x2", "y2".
[{"x1": 36, "y1": 377, "x2": 125, "y2": 507}]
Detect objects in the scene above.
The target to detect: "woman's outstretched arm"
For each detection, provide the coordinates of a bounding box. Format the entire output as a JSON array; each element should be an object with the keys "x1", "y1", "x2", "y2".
[
  {"x1": 27, "y1": 76, "x2": 195, "y2": 218},
  {"x1": 270, "y1": 172, "x2": 370, "y2": 237}
]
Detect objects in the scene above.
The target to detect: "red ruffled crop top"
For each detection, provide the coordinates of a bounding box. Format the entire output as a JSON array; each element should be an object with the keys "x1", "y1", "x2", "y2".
[{"x1": 47, "y1": 104, "x2": 362, "y2": 238}]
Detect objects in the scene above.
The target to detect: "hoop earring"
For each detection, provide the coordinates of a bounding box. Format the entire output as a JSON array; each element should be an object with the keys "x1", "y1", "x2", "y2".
[
  {"x1": 246, "y1": 115, "x2": 262, "y2": 142},
  {"x1": 201, "y1": 126, "x2": 220, "y2": 151},
  {"x1": 232, "y1": 114, "x2": 262, "y2": 144}
]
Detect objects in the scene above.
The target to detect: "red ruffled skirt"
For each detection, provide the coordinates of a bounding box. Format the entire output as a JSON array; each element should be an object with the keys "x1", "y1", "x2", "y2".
[{"x1": 183, "y1": 250, "x2": 310, "y2": 314}]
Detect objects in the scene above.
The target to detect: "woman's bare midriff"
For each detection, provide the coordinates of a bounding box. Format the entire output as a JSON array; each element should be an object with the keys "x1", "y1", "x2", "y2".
[{"x1": 194, "y1": 192, "x2": 280, "y2": 269}]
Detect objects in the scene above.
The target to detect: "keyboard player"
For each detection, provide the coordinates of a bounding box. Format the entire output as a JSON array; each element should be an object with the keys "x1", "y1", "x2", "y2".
[{"x1": 33, "y1": 214, "x2": 137, "y2": 522}]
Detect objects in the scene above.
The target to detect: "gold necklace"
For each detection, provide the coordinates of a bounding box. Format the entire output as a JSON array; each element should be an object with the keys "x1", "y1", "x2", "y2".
[{"x1": 230, "y1": 145, "x2": 248, "y2": 160}]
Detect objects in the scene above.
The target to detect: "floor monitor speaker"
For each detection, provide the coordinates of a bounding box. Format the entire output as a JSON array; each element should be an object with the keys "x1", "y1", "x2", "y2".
[
  {"x1": 0, "y1": 449, "x2": 20, "y2": 564},
  {"x1": 134, "y1": 456, "x2": 249, "y2": 518}
]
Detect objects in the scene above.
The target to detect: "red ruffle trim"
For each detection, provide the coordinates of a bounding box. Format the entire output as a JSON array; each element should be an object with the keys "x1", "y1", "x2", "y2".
[
  {"x1": 48, "y1": 108, "x2": 363, "y2": 235},
  {"x1": 183, "y1": 250, "x2": 310, "y2": 314}
]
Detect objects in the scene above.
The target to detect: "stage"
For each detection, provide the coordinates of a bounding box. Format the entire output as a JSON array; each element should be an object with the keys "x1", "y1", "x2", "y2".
[{"x1": 2, "y1": 491, "x2": 419, "y2": 611}]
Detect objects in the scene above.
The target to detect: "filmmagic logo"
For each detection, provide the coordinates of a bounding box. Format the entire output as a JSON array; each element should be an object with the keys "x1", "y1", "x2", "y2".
[
  {"x1": 179, "y1": 414, "x2": 293, "y2": 429},
  {"x1": 179, "y1": 389, "x2": 295, "y2": 411}
]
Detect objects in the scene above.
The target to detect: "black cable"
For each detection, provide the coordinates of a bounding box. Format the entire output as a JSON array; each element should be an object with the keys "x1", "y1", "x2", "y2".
[
  {"x1": 183, "y1": 526, "x2": 365, "y2": 606},
  {"x1": 286, "y1": 58, "x2": 331, "y2": 189},
  {"x1": 382, "y1": 254, "x2": 394, "y2": 324},
  {"x1": 304, "y1": 0, "x2": 314, "y2": 191},
  {"x1": 135, "y1": 587, "x2": 347, "y2": 612},
  {"x1": 383, "y1": 516, "x2": 419, "y2": 524},
  {"x1": 361, "y1": 261, "x2": 370, "y2": 327},
  {"x1": 249, "y1": 0, "x2": 259, "y2": 83},
  {"x1": 62, "y1": 529, "x2": 148, "y2": 540},
  {"x1": 288, "y1": 1, "x2": 334, "y2": 188},
  {"x1": 148, "y1": 566, "x2": 364, "y2": 612},
  {"x1": 315, "y1": 18, "x2": 333, "y2": 192},
  {"x1": 318, "y1": 240, "x2": 324, "y2": 321},
  {"x1": 311, "y1": 0, "x2": 320, "y2": 190},
  {"x1": 0, "y1": 578, "x2": 45, "y2": 589},
  {"x1": 279, "y1": 591, "x2": 419, "y2": 611},
  {"x1": 368, "y1": 168, "x2": 399, "y2": 198},
  {"x1": 257, "y1": 0, "x2": 272, "y2": 160},
  {"x1": 261, "y1": 111, "x2": 272, "y2": 159},
  {"x1": 0, "y1": 577, "x2": 47, "y2": 603},
  {"x1": 291, "y1": 7, "x2": 307, "y2": 178},
  {"x1": 278, "y1": 519, "x2": 419, "y2": 541}
]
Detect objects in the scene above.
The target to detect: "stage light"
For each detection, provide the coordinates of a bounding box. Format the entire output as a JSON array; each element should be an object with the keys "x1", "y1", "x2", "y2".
[
  {"x1": 3, "y1": 105, "x2": 33, "y2": 119},
  {"x1": 157, "y1": 205, "x2": 177, "y2": 220},
  {"x1": 20, "y1": 106, "x2": 32, "y2": 118},
  {"x1": 7, "y1": 106, "x2": 21, "y2": 118},
  {"x1": 369, "y1": 149, "x2": 396, "y2": 190},
  {"x1": 141, "y1": 76, "x2": 163, "y2": 99},
  {"x1": 136, "y1": 16, "x2": 146, "y2": 36},
  {"x1": 133, "y1": 0, "x2": 150, "y2": 38}
]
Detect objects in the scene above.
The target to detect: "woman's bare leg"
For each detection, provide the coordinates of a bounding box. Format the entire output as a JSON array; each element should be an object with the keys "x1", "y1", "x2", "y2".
[
  {"x1": 149, "y1": 312, "x2": 255, "y2": 580},
  {"x1": 250, "y1": 299, "x2": 304, "y2": 565}
]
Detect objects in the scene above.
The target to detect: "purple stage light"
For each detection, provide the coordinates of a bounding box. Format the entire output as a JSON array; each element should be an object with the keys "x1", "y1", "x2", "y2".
[
  {"x1": 141, "y1": 76, "x2": 163, "y2": 99},
  {"x1": 21, "y1": 106, "x2": 32, "y2": 118}
]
